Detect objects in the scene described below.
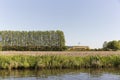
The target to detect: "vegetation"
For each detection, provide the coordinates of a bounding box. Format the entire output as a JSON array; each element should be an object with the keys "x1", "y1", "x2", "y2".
[
  {"x1": 0, "y1": 30, "x2": 66, "y2": 51},
  {"x1": 1, "y1": 51, "x2": 120, "y2": 56},
  {"x1": 0, "y1": 54, "x2": 120, "y2": 70},
  {"x1": 103, "y1": 40, "x2": 120, "y2": 51}
]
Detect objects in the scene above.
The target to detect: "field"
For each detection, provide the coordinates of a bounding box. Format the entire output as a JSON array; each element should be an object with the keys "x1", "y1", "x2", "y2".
[{"x1": 0, "y1": 51, "x2": 120, "y2": 56}]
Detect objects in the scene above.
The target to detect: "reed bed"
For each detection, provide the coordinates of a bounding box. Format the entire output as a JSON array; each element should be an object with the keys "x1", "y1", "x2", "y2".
[
  {"x1": 0, "y1": 54, "x2": 120, "y2": 70},
  {"x1": 0, "y1": 51, "x2": 120, "y2": 56}
]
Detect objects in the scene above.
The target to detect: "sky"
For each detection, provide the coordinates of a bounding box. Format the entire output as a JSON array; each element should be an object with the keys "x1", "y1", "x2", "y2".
[{"x1": 0, "y1": 0, "x2": 120, "y2": 48}]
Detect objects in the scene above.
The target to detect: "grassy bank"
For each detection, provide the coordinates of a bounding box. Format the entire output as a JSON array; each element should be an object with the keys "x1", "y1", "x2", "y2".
[{"x1": 0, "y1": 55, "x2": 120, "y2": 69}]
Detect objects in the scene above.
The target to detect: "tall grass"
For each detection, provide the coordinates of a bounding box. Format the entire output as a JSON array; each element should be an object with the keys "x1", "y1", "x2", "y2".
[{"x1": 0, "y1": 55, "x2": 120, "y2": 69}]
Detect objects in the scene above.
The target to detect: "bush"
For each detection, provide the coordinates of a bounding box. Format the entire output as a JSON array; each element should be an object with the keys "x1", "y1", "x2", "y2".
[{"x1": 103, "y1": 40, "x2": 120, "y2": 51}]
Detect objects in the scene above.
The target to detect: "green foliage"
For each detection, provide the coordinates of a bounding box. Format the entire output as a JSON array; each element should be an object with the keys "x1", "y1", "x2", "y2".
[
  {"x1": 103, "y1": 40, "x2": 120, "y2": 51},
  {"x1": 0, "y1": 30, "x2": 66, "y2": 51},
  {"x1": 0, "y1": 55, "x2": 119, "y2": 69}
]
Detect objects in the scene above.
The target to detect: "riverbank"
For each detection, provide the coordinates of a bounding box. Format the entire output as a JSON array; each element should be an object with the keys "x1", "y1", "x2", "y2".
[{"x1": 0, "y1": 54, "x2": 120, "y2": 69}]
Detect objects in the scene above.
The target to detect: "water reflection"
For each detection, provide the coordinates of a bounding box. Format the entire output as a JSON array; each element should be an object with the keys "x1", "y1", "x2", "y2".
[{"x1": 0, "y1": 68, "x2": 120, "y2": 80}]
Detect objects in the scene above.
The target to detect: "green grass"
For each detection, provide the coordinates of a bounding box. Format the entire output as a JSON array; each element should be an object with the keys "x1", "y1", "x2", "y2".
[{"x1": 0, "y1": 55, "x2": 120, "y2": 70}]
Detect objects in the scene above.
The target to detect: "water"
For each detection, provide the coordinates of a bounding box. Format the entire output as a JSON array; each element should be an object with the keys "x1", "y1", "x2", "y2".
[{"x1": 0, "y1": 68, "x2": 120, "y2": 80}]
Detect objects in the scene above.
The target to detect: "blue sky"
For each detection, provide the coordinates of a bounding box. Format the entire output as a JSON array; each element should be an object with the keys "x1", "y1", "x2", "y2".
[{"x1": 0, "y1": 0, "x2": 120, "y2": 48}]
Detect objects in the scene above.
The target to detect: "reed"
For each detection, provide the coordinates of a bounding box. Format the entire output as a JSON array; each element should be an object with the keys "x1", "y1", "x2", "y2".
[{"x1": 0, "y1": 55, "x2": 120, "y2": 69}]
